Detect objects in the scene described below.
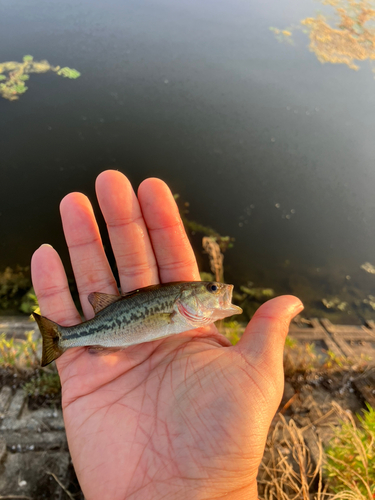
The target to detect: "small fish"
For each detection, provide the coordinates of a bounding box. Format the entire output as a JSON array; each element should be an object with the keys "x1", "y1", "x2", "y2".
[{"x1": 33, "y1": 281, "x2": 242, "y2": 366}]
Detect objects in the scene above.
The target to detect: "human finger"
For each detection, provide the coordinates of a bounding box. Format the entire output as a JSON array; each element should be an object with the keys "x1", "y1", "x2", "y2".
[
  {"x1": 31, "y1": 244, "x2": 81, "y2": 326},
  {"x1": 236, "y1": 295, "x2": 303, "y2": 368},
  {"x1": 138, "y1": 178, "x2": 200, "y2": 282},
  {"x1": 95, "y1": 170, "x2": 159, "y2": 293},
  {"x1": 60, "y1": 193, "x2": 118, "y2": 319}
]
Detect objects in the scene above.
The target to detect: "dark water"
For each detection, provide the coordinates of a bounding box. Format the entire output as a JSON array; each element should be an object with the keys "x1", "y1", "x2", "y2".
[{"x1": 1, "y1": 0, "x2": 375, "y2": 321}]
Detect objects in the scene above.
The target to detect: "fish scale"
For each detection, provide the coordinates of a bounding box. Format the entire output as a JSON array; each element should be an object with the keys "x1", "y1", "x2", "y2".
[{"x1": 33, "y1": 281, "x2": 242, "y2": 366}]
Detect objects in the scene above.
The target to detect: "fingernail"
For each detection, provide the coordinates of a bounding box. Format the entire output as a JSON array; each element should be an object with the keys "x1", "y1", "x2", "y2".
[
  {"x1": 291, "y1": 299, "x2": 304, "y2": 315},
  {"x1": 40, "y1": 243, "x2": 54, "y2": 249}
]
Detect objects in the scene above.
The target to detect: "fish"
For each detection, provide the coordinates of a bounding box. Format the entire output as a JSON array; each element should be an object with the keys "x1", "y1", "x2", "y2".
[{"x1": 33, "y1": 281, "x2": 242, "y2": 367}]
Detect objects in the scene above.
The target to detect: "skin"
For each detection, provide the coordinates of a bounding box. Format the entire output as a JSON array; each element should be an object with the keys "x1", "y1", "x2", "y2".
[{"x1": 31, "y1": 170, "x2": 303, "y2": 500}]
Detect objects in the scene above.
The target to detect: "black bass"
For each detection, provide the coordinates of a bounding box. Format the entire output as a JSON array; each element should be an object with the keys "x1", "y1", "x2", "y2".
[{"x1": 33, "y1": 281, "x2": 242, "y2": 367}]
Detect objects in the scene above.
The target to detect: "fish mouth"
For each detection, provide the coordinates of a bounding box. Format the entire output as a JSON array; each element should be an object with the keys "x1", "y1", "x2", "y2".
[
  {"x1": 222, "y1": 285, "x2": 240, "y2": 310},
  {"x1": 225, "y1": 303, "x2": 243, "y2": 315},
  {"x1": 223, "y1": 285, "x2": 234, "y2": 307},
  {"x1": 211, "y1": 285, "x2": 243, "y2": 319}
]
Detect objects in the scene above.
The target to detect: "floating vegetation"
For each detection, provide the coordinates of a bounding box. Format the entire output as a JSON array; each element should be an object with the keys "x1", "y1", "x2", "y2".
[
  {"x1": 363, "y1": 295, "x2": 375, "y2": 310},
  {"x1": 322, "y1": 297, "x2": 348, "y2": 311},
  {"x1": 240, "y1": 285, "x2": 275, "y2": 301},
  {"x1": 360, "y1": 261, "x2": 375, "y2": 274},
  {"x1": 56, "y1": 67, "x2": 81, "y2": 79},
  {"x1": 269, "y1": 26, "x2": 295, "y2": 45},
  {"x1": 0, "y1": 55, "x2": 81, "y2": 101},
  {"x1": 270, "y1": 0, "x2": 375, "y2": 78}
]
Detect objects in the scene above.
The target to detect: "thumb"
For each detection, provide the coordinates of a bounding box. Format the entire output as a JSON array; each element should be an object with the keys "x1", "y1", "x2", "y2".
[{"x1": 236, "y1": 295, "x2": 303, "y2": 368}]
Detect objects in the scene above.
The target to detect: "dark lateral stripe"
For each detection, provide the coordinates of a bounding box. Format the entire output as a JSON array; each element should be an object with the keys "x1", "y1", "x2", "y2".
[{"x1": 61, "y1": 300, "x2": 173, "y2": 340}]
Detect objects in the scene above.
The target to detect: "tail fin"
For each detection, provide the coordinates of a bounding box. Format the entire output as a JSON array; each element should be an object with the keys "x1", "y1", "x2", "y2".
[{"x1": 33, "y1": 313, "x2": 64, "y2": 367}]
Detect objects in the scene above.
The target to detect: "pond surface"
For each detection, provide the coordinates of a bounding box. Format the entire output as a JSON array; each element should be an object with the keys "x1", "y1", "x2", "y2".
[{"x1": 1, "y1": 0, "x2": 375, "y2": 322}]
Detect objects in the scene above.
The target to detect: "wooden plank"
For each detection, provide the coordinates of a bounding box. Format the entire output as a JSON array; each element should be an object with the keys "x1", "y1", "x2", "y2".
[
  {"x1": 353, "y1": 375, "x2": 375, "y2": 407},
  {"x1": 320, "y1": 319, "x2": 375, "y2": 364},
  {"x1": 0, "y1": 316, "x2": 36, "y2": 339},
  {"x1": 289, "y1": 317, "x2": 346, "y2": 358}
]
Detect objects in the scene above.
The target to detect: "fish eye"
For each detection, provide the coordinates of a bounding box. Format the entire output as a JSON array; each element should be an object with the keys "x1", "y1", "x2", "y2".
[{"x1": 207, "y1": 283, "x2": 219, "y2": 293}]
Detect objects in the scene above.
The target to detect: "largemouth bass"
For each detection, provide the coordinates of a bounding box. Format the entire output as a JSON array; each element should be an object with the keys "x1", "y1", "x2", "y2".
[{"x1": 33, "y1": 281, "x2": 242, "y2": 366}]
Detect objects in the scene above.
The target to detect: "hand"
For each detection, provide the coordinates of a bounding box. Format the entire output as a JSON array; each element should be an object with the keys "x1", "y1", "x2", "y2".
[{"x1": 31, "y1": 170, "x2": 303, "y2": 500}]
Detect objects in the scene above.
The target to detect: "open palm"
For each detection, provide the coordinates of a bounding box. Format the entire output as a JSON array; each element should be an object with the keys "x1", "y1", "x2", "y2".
[{"x1": 31, "y1": 170, "x2": 302, "y2": 500}]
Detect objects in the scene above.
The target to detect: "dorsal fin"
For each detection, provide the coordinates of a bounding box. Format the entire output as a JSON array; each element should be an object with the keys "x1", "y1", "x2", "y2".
[
  {"x1": 89, "y1": 282, "x2": 189, "y2": 314},
  {"x1": 88, "y1": 292, "x2": 121, "y2": 314}
]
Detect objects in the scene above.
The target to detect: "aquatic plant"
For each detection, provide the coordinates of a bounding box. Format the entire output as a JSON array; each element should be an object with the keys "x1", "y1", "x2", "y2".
[
  {"x1": 0, "y1": 266, "x2": 31, "y2": 309},
  {"x1": 361, "y1": 262, "x2": 375, "y2": 274},
  {"x1": 0, "y1": 55, "x2": 81, "y2": 101},
  {"x1": 270, "y1": 0, "x2": 375, "y2": 78},
  {"x1": 240, "y1": 285, "x2": 275, "y2": 302},
  {"x1": 57, "y1": 67, "x2": 81, "y2": 79},
  {"x1": 269, "y1": 26, "x2": 295, "y2": 45},
  {"x1": 322, "y1": 297, "x2": 348, "y2": 311}
]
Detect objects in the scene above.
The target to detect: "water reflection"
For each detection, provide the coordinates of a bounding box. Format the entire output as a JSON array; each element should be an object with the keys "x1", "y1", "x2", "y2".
[
  {"x1": 271, "y1": 0, "x2": 375, "y2": 75},
  {"x1": 2, "y1": 0, "x2": 375, "y2": 324}
]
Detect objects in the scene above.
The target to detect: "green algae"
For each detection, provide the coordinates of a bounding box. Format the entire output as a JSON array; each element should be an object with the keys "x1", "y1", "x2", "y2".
[{"x1": 0, "y1": 55, "x2": 80, "y2": 101}]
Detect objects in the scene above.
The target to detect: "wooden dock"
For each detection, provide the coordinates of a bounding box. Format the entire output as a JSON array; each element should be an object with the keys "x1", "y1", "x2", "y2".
[{"x1": 1, "y1": 315, "x2": 375, "y2": 407}]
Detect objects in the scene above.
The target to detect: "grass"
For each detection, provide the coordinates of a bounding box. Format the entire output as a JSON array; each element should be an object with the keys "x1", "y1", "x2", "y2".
[
  {"x1": 259, "y1": 403, "x2": 375, "y2": 500},
  {"x1": 223, "y1": 321, "x2": 359, "y2": 375},
  {"x1": 0, "y1": 329, "x2": 62, "y2": 406},
  {"x1": 221, "y1": 319, "x2": 244, "y2": 345},
  {"x1": 221, "y1": 322, "x2": 375, "y2": 498},
  {"x1": 325, "y1": 403, "x2": 375, "y2": 499},
  {"x1": 0, "y1": 301, "x2": 373, "y2": 497},
  {"x1": 258, "y1": 414, "x2": 326, "y2": 500},
  {"x1": 19, "y1": 288, "x2": 40, "y2": 315},
  {"x1": 283, "y1": 338, "x2": 357, "y2": 378},
  {"x1": 0, "y1": 331, "x2": 40, "y2": 371},
  {"x1": 23, "y1": 370, "x2": 61, "y2": 399}
]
